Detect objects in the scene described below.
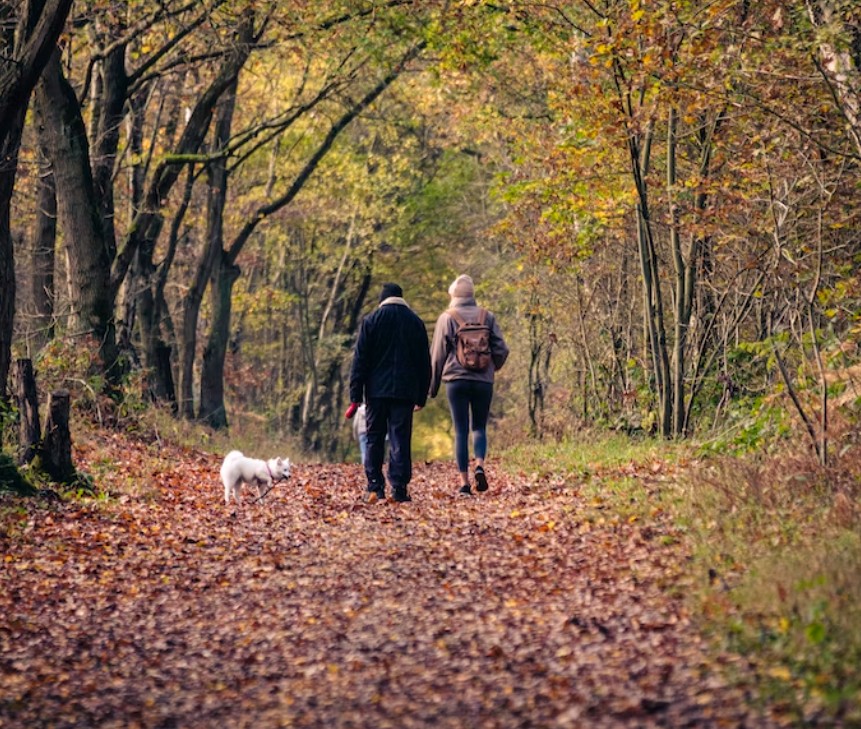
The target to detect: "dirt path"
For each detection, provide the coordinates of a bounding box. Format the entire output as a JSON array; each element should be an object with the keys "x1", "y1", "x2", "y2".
[{"x1": 0, "y1": 434, "x2": 784, "y2": 728}]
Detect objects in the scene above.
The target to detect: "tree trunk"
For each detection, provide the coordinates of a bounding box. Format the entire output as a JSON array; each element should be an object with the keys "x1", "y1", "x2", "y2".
[
  {"x1": 28, "y1": 146, "x2": 57, "y2": 350},
  {"x1": 198, "y1": 255, "x2": 241, "y2": 429},
  {"x1": 179, "y1": 79, "x2": 239, "y2": 420},
  {"x1": 91, "y1": 44, "x2": 128, "y2": 263},
  {"x1": 35, "y1": 49, "x2": 120, "y2": 382},
  {"x1": 302, "y1": 206, "x2": 358, "y2": 429},
  {"x1": 144, "y1": 167, "x2": 192, "y2": 408},
  {"x1": 668, "y1": 107, "x2": 691, "y2": 438},
  {"x1": 116, "y1": 86, "x2": 152, "y2": 352},
  {"x1": 609, "y1": 245, "x2": 631, "y2": 402},
  {"x1": 16, "y1": 359, "x2": 40, "y2": 465},
  {"x1": 0, "y1": 117, "x2": 22, "y2": 409},
  {"x1": 674, "y1": 110, "x2": 721, "y2": 436},
  {"x1": 133, "y1": 104, "x2": 190, "y2": 408},
  {"x1": 153, "y1": 343, "x2": 177, "y2": 411},
  {"x1": 527, "y1": 300, "x2": 544, "y2": 439},
  {"x1": 574, "y1": 278, "x2": 599, "y2": 413},
  {"x1": 41, "y1": 389, "x2": 74, "y2": 483},
  {"x1": 628, "y1": 116, "x2": 672, "y2": 437},
  {"x1": 191, "y1": 36, "x2": 248, "y2": 430},
  {"x1": 633, "y1": 148, "x2": 672, "y2": 437},
  {"x1": 637, "y1": 204, "x2": 672, "y2": 437},
  {"x1": 0, "y1": 0, "x2": 73, "y2": 407}
]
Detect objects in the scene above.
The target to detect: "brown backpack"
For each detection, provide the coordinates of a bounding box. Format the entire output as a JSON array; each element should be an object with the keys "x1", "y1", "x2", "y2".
[{"x1": 449, "y1": 308, "x2": 492, "y2": 372}]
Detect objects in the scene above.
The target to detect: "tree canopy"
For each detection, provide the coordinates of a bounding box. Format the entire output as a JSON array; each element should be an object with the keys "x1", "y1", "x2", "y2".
[{"x1": 2, "y1": 0, "x2": 860, "y2": 461}]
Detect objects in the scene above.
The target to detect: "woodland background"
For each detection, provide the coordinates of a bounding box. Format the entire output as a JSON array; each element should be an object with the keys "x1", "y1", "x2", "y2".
[
  {"x1": 2, "y1": 2, "x2": 861, "y2": 725},
  {"x1": 1, "y1": 0, "x2": 860, "y2": 463}
]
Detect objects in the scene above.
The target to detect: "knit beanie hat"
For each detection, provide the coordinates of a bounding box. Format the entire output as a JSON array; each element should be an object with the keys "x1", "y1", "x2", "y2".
[
  {"x1": 380, "y1": 282, "x2": 403, "y2": 302},
  {"x1": 448, "y1": 274, "x2": 475, "y2": 299}
]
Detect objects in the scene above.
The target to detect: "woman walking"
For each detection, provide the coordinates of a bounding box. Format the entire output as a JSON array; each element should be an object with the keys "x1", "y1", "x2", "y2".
[{"x1": 429, "y1": 274, "x2": 509, "y2": 495}]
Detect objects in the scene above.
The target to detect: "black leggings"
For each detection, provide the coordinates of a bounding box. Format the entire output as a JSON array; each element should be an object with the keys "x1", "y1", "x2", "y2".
[{"x1": 445, "y1": 379, "x2": 493, "y2": 472}]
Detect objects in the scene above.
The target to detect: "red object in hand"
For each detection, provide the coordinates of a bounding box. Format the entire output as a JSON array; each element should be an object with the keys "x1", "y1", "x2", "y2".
[{"x1": 345, "y1": 402, "x2": 359, "y2": 419}]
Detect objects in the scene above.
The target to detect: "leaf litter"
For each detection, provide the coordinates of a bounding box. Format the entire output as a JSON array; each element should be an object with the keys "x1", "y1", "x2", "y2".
[{"x1": 0, "y1": 432, "x2": 789, "y2": 728}]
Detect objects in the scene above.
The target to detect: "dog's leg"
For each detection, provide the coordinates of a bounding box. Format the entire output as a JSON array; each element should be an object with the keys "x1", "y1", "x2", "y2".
[{"x1": 249, "y1": 477, "x2": 276, "y2": 505}]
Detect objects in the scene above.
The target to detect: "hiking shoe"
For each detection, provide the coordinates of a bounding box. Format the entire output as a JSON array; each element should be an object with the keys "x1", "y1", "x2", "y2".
[
  {"x1": 392, "y1": 487, "x2": 412, "y2": 503},
  {"x1": 458, "y1": 484, "x2": 473, "y2": 496},
  {"x1": 366, "y1": 489, "x2": 384, "y2": 504},
  {"x1": 474, "y1": 466, "x2": 488, "y2": 492}
]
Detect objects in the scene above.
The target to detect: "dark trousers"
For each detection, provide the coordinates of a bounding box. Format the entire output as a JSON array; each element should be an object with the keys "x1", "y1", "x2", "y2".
[
  {"x1": 445, "y1": 379, "x2": 493, "y2": 472},
  {"x1": 365, "y1": 397, "x2": 414, "y2": 494}
]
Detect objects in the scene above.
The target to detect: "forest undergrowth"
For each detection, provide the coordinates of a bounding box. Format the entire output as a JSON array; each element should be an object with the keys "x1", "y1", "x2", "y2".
[
  {"x1": 508, "y1": 428, "x2": 861, "y2": 727},
  {"x1": 0, "y1": 417, "x2": 859, "y2": 727}
]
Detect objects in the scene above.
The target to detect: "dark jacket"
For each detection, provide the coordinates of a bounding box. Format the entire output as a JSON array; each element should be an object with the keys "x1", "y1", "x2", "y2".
[
  {"x1": 429, "y1": 296, "x2": 509, "y2": 399},
  {"x1": 349, "y1": 297, "x2": 431, "y2": 407}
]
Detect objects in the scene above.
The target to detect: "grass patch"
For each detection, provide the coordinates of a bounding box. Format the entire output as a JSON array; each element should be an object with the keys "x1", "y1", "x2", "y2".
[
  {"x1": 502, "y1": 431, "x2": 861, "y2": 726},
  {"x1": 503, "y1": 430, "x2": 687, "y2": 479},
  {"x1": 505, "y1": 431, "x2": 692, "y2": 517},
  {"x1": 679, "y1": 448, "x2": 861, "y2": 726},
  {"x1": 0, "y1": 453, "x2": 37, "y2": 497},
  {"x1": 124, "y1": 403, "x2": 309, "y2": 463}
]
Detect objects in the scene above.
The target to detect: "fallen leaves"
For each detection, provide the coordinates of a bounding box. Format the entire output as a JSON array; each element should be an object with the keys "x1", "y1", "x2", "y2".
[{"x1": 0, "y1": 431, "x2": 788, "y2": 728}]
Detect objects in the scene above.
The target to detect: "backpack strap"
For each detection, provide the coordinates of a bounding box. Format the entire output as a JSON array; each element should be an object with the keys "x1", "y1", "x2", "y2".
[
  {"x1": 448, "y1": 307, "x2": 486, "y2": 326},
  {"x1": 448, "y1": 308, "x2": 466, "y2": 327}
]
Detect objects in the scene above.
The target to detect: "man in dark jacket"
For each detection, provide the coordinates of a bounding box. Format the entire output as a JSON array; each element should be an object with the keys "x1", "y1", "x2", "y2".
[{"x1": 348, "y1": 282, "x2": 431, "y2": 502}]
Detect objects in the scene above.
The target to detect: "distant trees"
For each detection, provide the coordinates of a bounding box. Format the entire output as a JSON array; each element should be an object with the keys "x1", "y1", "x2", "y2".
[
  {"x1": 4, "y1": 0, "x2": 859, "y2": 457},
  {"x1": 475, "y1": 0, "x2": 861, "y2": 444},
  {"x1": 7, "y1": 1, "x2": 451, "y2": 443},
  {"x1": 6, "y1": 0, "x2": 513, "y2": 460}
]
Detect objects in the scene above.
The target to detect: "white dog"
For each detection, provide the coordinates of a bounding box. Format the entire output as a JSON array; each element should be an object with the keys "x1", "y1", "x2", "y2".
[{"x1": 220, "y1": 450, "x2": 292, "y2": 505}]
